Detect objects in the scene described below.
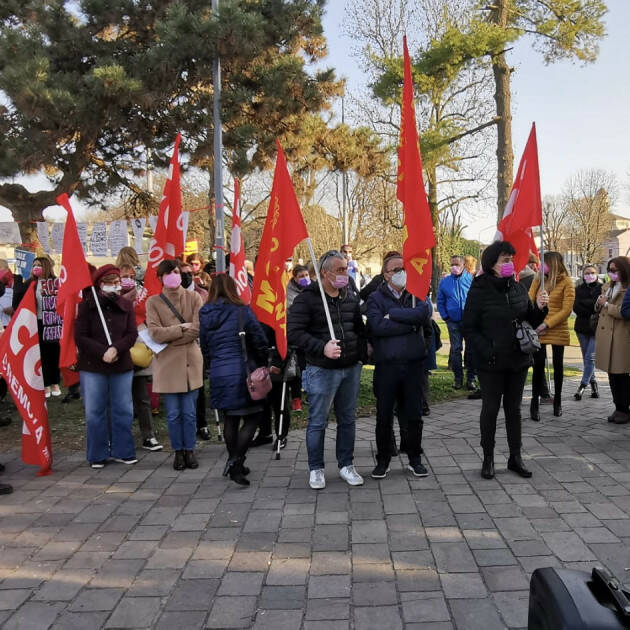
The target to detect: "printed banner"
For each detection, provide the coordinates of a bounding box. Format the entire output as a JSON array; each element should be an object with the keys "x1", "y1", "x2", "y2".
[
  {"x1": 14, "y1": 248, "x2": 36, "y2": 278},
  {"x1": 0, "y1": 222, "x2": 22, "y2": 245},
  {"x1": 50, "y1": 223, "x2": 64, "y2": 254},
  {"x1": 131, "y1": 218, "x2": 146, "y2": 254},
  {"x1": 108, "y1": 220, "x2": 129, "y2": 256},
  {"x1": 37, "y1": 222, "x2": 51, "y2": 254},
  {"x1": 90, "y1": 222, "x2": 108, "y2": 257},
  {"x1": 76, "y1": 223, "x2": 88, "y2": 254}
]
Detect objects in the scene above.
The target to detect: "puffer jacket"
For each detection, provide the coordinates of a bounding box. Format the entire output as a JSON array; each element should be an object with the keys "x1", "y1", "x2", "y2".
[
  {"x1": 528, "y1": 274, "x2": 575, "y2": 346},
  {"x1": 573, "y1": 280, "x2": 603, "y2": 336},
  {"x1": 366, "y1": 283, "x2": 430, "y2": 364},
  {"x1": 437, "y1": 272, "x2": 473, "y2": 323},
  {"x1": 463, "y1": 273, "x2": 546, "y2": 373},
  {"x1": 287, "y1": 282, "x2": 366, "y2": 369},
  {"x1": 199, "y1": 300, "x2": 268, "y2": 410}
]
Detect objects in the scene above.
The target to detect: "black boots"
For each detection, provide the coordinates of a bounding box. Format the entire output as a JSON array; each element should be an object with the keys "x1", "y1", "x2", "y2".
[
  {"x1": 553, "y1": 397, "x2": 563, "y2": 417},
  {"x1": 184, "y1": 450, "x2": 198, "y2": 469},
  {"x1": 173, "y1": 450, "x2": 185, "y2": 471},
  {"x1": 223, "y1": 457, "x2": 250, "y2": 485},
  {"x1": 530, "y1": 397, "x2": 540, "y2": 422},
  {"x1": 508, "y1": 454, "x2": 532, "y2": 478},
  {"x1": 591, "y1": 381, "x2": 599, "y2": 398},
  {"x1": 481, "y1": 455, "x2": 495, "y2": 479},
  {"x1": 574, "y1": 384, "x2": 587, "y2": 401}
]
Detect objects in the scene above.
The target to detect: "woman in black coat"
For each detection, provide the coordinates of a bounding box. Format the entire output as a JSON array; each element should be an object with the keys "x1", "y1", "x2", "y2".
[
  {"x1": 463, "y1": 241, "x2": 548, "y2": 480},
  {"x1": 572, "y1": 265, "x2": 602, "y2": 401}
]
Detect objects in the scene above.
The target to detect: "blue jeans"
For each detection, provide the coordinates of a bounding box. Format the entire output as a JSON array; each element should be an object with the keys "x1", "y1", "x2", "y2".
[
  {"x1": 163, "y1": 391, "x2": 199, "y2": 450},
  {"x1": 302, "y1": 363, "x2": 361, "y2": 471},
  {"x1": 577, "y1": 332, "x2": 596, "y2": 386},
  {"x1": 81, "y1": 370, "x2": 135, "y2": 463},
  {"x1": 446, "y1": 320, "x2": 477, "y2": 381}
]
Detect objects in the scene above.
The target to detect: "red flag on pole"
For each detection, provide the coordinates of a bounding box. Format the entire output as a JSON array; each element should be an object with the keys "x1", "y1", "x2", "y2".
[
  {"x1": 495, "y1": 123, "x2": 543, "y2": 275},
  {"x1": 0, "y1": 283, "x2": 52, "y2": 476},
  {"x1": 252, "y1": 141, "x2": 308, "y2": 357},
  {"x1": 229, "y1": 179, "x2": 252, "y2": 305},
  {"x1": 397, "y1": 35, "x2": 435, "y2": 299},
  {"x1": 142, "y1": 133, "x2": 185, "y2": 299},
  {"x1": 56, "y1": 194, "x2": 92, "y2": 369}
]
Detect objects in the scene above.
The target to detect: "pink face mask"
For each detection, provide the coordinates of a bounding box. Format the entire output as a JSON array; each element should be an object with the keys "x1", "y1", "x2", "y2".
[
  {"x1": 120, "y1": 277, "x2": 136, "y2": 290},
  {"x1": 332, "y1": 275, "x2": 349, "y2": 289},
  {"x1": 609, "y1": 272, "x2": 619, "y2": 283},
  {"x1": 163, "y1": 272, "x2": 182, "y2": 289},
  {"x1": 543, "y1": 263, "x2": 550, "y2": 275},
  {"x1": 32, "y1": 267, "x2": 43, "y2": 277},
  {"x1": 450, "y1": 265, "x2": 462, "y2": 276}
]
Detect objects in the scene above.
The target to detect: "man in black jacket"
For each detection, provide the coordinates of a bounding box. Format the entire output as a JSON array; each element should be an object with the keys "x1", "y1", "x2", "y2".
[
  {"x1": 366, "y1": 253, "x2": 431, "y2": 479},
  {"x1": 287, "y1": 250, "x2": 366, "y2": 490}
]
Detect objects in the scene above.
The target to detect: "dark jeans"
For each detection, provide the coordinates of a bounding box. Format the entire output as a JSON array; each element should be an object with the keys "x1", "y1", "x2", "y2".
[
  {"x1": 609, "y1": 373, "x2": 630, "y2": 412},
  {"x1": 196, "y1": 383, "x2": 208, "y2": 430},
  {"x1": 223, "y1": 410, "x2": 264, "y2": 460},
  {"x1": 290, "y1": 375, "x2": 302, "y2": 400},
  {"x1": 132, "y1": 375, "x2": 155, "y2": 441},
  {"x1": 478, "y1": 368, "x2": 528, "y2": 456},
  {"x1": 532, "y1": 344, "x2": 564, "y2": 401},
  {"x1": 260, "y1": 380, "x2": 291, "y2": 439},
  {"x1": 374, "y1": 361, "x2": 424, "y2": 465},
  {"x1": 38, "y1": 328, "x2": 60, "y2": 387},
  {"x1": 446, "y1": 320, "x2": 476, "y2": 383}
]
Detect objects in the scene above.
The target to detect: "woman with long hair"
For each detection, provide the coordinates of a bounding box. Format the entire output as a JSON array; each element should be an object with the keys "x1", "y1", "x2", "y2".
[
  {"x1": 186, "y1": 253, "x2": 211, "y2": 290},
  {"x1": 528, "y1": 251, "x2": 575, "y2": 420},
  {"x1": 595, "y1": 257, "x2": 630, "y2": 424},
  {"x1": 199, "y1": 274, "x2": 268, "y2": 485},
  {"x1": 573, "y1": 264, "x2": 603, "y2": 401},
  {"x1": 116, "y1": 246, "x2": 145, "y2": 284}
]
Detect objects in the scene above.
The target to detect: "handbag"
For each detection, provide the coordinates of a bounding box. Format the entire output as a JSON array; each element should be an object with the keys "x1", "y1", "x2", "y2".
[
  {"x1": 589, "y1": 312, "x2": 600, "y2": 334},
  {"x1": 514, "y1": 320, "x2": 541, "y2": 355},
  {"x1": 130, "y1": 341, "x2": 153, "y2": 368},
  {"x1": 238, "y1": 308, "x2": 272, "y2": 401}
]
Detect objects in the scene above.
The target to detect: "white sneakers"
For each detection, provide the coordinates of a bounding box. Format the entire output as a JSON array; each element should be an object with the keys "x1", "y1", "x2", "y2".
[
  {"x1": 309, "y1": 469, "x2": 326, "y2": 489},
  {"x1": 339, "y1": 465, "x2": 364, "y2": 486}
]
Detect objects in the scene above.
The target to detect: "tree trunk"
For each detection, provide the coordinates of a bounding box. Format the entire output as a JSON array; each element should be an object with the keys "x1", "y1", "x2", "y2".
[{"x1": 491, "y1": 0, "x2": 514, "y2": 222}]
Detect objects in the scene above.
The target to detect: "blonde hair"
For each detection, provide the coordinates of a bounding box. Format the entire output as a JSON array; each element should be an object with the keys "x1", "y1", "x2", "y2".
[
  {"x1": 543, "y1": 251, "x2": 568, "y2": 293},
  {"x1": 116, "y1": 246, "x2": 140, "y2": 269},
  {"x1": 464, "y1": 255, "x2": 477, "y2": 275}
]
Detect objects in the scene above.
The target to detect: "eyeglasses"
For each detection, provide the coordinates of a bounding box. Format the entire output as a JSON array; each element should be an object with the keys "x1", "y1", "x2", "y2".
[{"x1": 386, "y1": 266, "x2": 405, "y2": 274}]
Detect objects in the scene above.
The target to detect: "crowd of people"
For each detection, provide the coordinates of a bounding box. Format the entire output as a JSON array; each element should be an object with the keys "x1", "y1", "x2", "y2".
[{"x1": 1, "y1": 241, "x2": 630, "y2": 496}]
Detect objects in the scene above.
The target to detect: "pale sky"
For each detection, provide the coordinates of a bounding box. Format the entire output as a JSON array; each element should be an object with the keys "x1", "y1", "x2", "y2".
[{"x1": 320, "y1": 0, "x2": 630, "y2": 240}]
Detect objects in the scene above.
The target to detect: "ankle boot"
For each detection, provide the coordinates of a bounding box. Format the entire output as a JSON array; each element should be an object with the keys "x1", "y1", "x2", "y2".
[
  {"x1": 574, "y1": 384, "x2": 586, "y2": 401},
  {"x1": 173, "y1": 450, "x2": 185, "y2": 471},
  {"x1": 481, "y1": 454, "x2": 495, "y2": 479},
  {"x1": 553, "y1": 397, "x2": 563, "y2": 417},
  {"x1": 184, "y1": 450, "x2": 198, "y2": 469},
  {"x1": 238, "y1": 457, "x2": 250, "y2": 476},
  {"x1": 530, "y1": 397, "x2": 540, "y2": 422},
  {"x1": 590, "y1": 380, "x2": 599, "y2": 398},
  {"x1": 507, "y1": 454, "x2": 532, "y2": 478},
  {"x1": 229, "y1": 462, "x2": 250, "y2": 486}
]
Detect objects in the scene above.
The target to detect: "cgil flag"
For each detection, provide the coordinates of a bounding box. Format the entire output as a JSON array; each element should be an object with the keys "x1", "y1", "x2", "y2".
[
  {"x1": 495, "y1": 123, "x2": 543, "y2": 276},
  {"x1": 56, "y1": 194, "x2": 93, "y2": 369},
  {"x1": 252, "y1": 141, "x2": 308, "y2": 358},
  {"x1": 397, "y1": 35, "x2": 435, "y2": 299},
  {"x1": 229, "y1": 179, "x2": 251, "y2": 305},
  {"x1": 0, "y1": 283, "x2": 52, "y2": 476}
]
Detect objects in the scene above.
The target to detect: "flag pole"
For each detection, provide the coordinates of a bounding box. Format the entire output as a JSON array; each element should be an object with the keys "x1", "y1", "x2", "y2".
[
  {"x1": 305, "y1": 238, "x2": 336, "y2": 341},
  {"x1": 539, "y1": 222, "x2": 545, "y2": 294},
  {"x1": 90, "y1": 287, "x2": 113, "y2": 347}
]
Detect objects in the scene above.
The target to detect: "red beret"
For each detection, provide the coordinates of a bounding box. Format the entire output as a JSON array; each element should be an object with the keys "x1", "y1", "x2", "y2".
[{"x1": 92, "y1": 264, "x2": 120, "y2": 286}]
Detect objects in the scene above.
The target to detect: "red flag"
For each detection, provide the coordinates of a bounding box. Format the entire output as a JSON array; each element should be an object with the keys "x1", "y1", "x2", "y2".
[
  {"x1": 0, "y1": 284, "x2": 52, "y2": 476},
  {"x1": 495, "y1": 123, "x2": 543, "y2": 275},
  {"x1": 142, "y1": 134, "x2": 184, "y2": 299},
  {"x1": 397, "y1": 36, "x2": 435, "y2": 299},
  {"x1": 56, "y1": 194, "x2": 92, "y2": 368},
  {"x1": 229, "y1": 179, "x2": 252, "y2": 305},
  {"x1": 252, "y1": 141, "x2": 308, "y2": 357}
]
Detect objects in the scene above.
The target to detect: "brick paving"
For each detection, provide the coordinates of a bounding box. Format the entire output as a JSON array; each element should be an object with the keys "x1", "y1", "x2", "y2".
[{"x1": 2, "y1": 373, "x2": 630, "y2": 629}]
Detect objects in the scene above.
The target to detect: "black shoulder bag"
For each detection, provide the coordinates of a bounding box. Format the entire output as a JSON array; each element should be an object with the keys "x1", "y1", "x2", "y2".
[{"x1": 506, "y1": 291, "x2": 541, "y2": 355}]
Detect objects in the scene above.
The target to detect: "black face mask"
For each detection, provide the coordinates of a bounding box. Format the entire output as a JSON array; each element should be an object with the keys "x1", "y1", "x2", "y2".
[
  {"x1": 181, "y1": 272, "x2": 193, "y2": 289},
  {"x1": 0, "y1": 283, "x2": 5, "y2": 299}
]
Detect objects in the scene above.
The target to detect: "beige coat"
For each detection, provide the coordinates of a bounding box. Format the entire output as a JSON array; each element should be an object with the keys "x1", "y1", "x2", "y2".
[
  {"x1": 595, "y1": 282, "x2": 630, "y2": 374},
  {"x1": 146, "y1": 287, "x2": 203, "y2": 393},
  {"x1": 529, "y1": 274, "x2": 575, "y2": 346}
]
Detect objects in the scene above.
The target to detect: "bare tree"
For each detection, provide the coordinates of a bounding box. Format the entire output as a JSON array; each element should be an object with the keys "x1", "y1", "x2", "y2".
[{"x1": 542, "y1": 195, "x2": 570, "y2": 252}]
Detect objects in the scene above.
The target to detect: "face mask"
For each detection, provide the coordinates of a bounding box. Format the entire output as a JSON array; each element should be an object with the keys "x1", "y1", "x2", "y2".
[
  {"x1": 284, "y1": 262, "x2": 292, "y2": 271},
  {"x1": 391, "y1": 270, "x2": 407, "y2": 288},
  {"x1": 331, "y1": 274, "x2": 349, "y2": 289},
  {"x1": 180, "y1": 272, "x2": 193, "y2": 289},
  {"x1": 583, "y1": 273, "x2": 597, "y2": 284},
  {"x1": 101, "y1": 284, "x2": 121, "y2": 294},
  {"x1": 297, "y1": 277, "x2": 310, "y2": 287},
  {"x1": 344, "y1": 253, "x2": 352, "y2": 261},
  {"x1": 450, "y1": 265, "x2": 462, "y2": 276},
  {"x1": 163, "y1": 272, "x2": 182, "y2": 289},
  {"x1": 543, "y1": 263, "x2": 549, "y2": 275},
  {"x1": 609, "y1": 272, "x2": 619, "y2": 283},
  {"x1": 499, "y1": 262, "x2": 515, "y2": 278},
  {"x1": 32, "y1": 267, "x2": 43, "y2": 277},
  {"x1": 120, "y1": 277, "x2": 135, "y2": 291}
]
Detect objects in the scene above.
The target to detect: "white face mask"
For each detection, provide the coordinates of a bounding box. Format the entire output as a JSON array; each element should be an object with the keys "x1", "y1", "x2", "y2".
[
  {"x1": 391, "y1": 270, "x2": 407, "y2": 289},
  {"x1": 101, "y1": 284, "x2": 121, "y2": 294}
]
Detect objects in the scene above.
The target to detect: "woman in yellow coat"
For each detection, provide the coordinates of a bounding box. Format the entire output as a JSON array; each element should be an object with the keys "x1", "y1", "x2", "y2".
[
  {"x1": 529, "y1": 252, "x2": 575, "y2": 420},
  {"x1": 594, "y1": 257, "x2": 630, "y2": 424}
]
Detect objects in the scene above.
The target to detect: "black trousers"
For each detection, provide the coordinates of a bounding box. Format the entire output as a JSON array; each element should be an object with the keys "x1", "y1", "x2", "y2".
[
  {"x1": 132, "y1": 375, "x2": 155, "y2": 441},
  {"x1": 609, "y1": 373, "x2": 630, "y2": 412},
  {"x1": 478, "y1": 368, "x2": 528, "y2": 456},
  {"x1": 532, "y1": 344, "x2": 564, "y2": 401},
  {"x1": 374, "y1": 361, "x2": 423, "y2": 464},
  {"x1": 40, "y1": 341, "x2": 60, "y2": 387},
  {"x1": 224, "y1": 410, "x2": 264, "y2": 460},
  {"x1": 259, "y1": 380, "x2": 291, "y2": 439}
]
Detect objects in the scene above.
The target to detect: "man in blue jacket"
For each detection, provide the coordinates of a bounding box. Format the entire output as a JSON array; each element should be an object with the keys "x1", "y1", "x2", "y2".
[
  {"x1": 367, "y1": 253, "x2": 431, "y2": 479},
  {"x1": 437, "y1": 255, "x2": 475, "y2": 389}
]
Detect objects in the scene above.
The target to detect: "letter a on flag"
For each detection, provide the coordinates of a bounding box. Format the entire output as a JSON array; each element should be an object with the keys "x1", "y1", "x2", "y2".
[
  {"x1": 397, "y1": 36, "x2": 435, "y2": 299},
  {"x1": 495, "y1": 123, "x2": 543, "y2": 276},
  {"x1": 252, "y1": 141, "x2": 308, "y2": 357},
  {"x1": 229, "y1": 179, "x2": 251, "y2": 305},
  {"x1": 0, "y1": 283, "x2": 52, "y2": 476}
]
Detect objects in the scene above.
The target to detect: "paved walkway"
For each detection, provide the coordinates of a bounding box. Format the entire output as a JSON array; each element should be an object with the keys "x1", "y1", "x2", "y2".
[{"x1": 2, "y1": 375, "x2": 630, "y2": 629}]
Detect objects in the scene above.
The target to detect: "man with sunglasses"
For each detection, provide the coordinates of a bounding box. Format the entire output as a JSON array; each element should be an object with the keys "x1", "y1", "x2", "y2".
[
  {"x1": 287, "y1": 250, "x2": 366, "y2": 490},
  {"x1": 367, "y1": 253, "x2": 431, "y2": 478}
]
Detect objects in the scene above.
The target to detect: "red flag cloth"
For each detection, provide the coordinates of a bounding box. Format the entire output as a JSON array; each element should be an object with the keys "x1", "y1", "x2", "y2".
[
  {"x1": 0, "y1": 283, "x2": 52, "y2": 475},
  {"x1": 252, "y1": 141, "x2": 308, "y2": 357},
  {"x1": 495, "y1": 123, "x2": 543, "y2": 275},
  {"x1": 143, "y1": 133, "x2": 184, "y2": 299},
  {"x1": 55, "y1": 194, "x2": 92, "y2": 368},
  {"x1": 397, "y1": 36, "x2": 436, "y2": 300},
  {"x1": 229, "y1": 179, "x2": 252, "y2": 305}
]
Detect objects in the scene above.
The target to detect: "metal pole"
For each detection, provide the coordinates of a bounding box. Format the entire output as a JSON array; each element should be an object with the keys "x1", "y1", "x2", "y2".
[
  {"x1": 341, "y1": 97, "x2": 348, "y2": 246},
  {"x1": 212, "y1": 0, "x2": 226, "y2": 272},
  {"x1": 539, "y1": 223, "x2": 545, "y2": 294},
  {"x1": 306, "y1": 237, "x2": 336, "y2": 341}
]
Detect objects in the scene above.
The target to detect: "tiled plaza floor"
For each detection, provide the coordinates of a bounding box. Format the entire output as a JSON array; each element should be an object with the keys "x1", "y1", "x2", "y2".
[{"x1": 1, "y1": 373, "x2": 630, "y2": 629}]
